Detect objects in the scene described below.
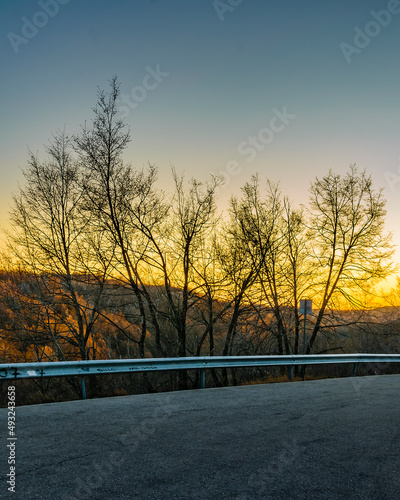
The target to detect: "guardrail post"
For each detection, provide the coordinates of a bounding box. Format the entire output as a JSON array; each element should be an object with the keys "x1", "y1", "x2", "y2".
[
  {"x1": 353, "y1": 363, "x2": 358, "y2": 377},
  {"x1": 199, "y1": 369, "x2": 205, "y2": 389},
  {"x1": 289, "y1": 366, "x2": 294, "y2": 382},
  {"x1": 81, "y1": 376, "x2": 87, "y2": 399}
]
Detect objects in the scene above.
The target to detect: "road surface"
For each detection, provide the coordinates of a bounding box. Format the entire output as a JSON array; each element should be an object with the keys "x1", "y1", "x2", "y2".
[{"x1": 1, "y1": 375, "x2": 399, "y2": 499}]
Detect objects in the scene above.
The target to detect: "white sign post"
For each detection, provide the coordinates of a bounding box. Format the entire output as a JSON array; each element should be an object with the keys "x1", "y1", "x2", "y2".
[
  {"x1": 299, "y1": 299, "x2": 312, "y2": 316},
  {"x1": 299, "y1": 299, "x2": 312, "y2": 355}
]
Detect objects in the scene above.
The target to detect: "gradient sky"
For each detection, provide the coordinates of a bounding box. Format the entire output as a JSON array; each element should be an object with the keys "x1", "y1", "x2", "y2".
[{"x1": 1, "y1": 0, "x2": 400, "y2": 284}]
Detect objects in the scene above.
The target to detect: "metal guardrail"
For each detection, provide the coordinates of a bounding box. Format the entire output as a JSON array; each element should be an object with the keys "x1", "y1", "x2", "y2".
[
  {"x1": 2, "y1": 354, "x2": 400, "y2": 381},
  {"x1": 1, "y1": 353, "x2": 400, "y2": 399}
]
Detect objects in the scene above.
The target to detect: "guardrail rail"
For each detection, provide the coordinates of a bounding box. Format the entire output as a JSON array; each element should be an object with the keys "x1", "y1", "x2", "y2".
[{"x1": 1, "y1": 354, "x2": 400, "y2": 399}]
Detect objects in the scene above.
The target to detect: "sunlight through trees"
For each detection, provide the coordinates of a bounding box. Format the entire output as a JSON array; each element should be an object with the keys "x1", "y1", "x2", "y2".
[{"x1": 1, "y1": 78, "x2": 398, "y2": 397}]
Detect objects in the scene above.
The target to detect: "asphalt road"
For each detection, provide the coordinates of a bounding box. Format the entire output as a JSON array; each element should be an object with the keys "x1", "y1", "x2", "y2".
[{"x1": 1, "y1": 375, "x2": 399, "y2": 499}]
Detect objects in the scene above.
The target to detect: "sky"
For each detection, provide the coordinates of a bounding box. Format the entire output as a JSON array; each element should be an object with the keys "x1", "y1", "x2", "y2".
[{"x1": 0, "y1": 0, "x2": 400, "y2": 287}]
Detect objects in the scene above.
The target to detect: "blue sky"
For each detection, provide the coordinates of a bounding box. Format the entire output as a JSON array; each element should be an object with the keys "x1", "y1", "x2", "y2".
[{"x1": 1, "y1": 0, "x2": 400, "y2": 276}]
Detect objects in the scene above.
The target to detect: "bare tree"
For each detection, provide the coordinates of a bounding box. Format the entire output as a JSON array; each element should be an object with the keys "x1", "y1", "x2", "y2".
[
  {"x1": 281, "y1": 199, "x2": 311, "y2": 355},
  {"x1": 225, "y1": 177, "x2": 297, "y2": 357},
  {"x1": 305, "y1": 165, "x2": 394, "y2": 354},
  {"x1": 75, "y1": 77, "x2": 166, "y2": 364},
  {"x1": 7, "y1": 131, "x2": 109, "y2": 363},
  {"x1": 74, "y1": 79, "x2": 223, "y2": 383},
  {"x1": 133, "y1": 170, "x2": 222, "y2": 388}
]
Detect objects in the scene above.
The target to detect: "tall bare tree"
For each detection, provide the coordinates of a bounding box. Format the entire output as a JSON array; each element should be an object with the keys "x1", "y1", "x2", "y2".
[
  {"x1": 305, "y1": 165, "x2": 394, "y2": 354},
  {"x1": 7, "y1": 131, "x2": 108, "y2": 362},
  {"x1": 75, "y1": 77, "x2": 167, "y2": 363}
]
